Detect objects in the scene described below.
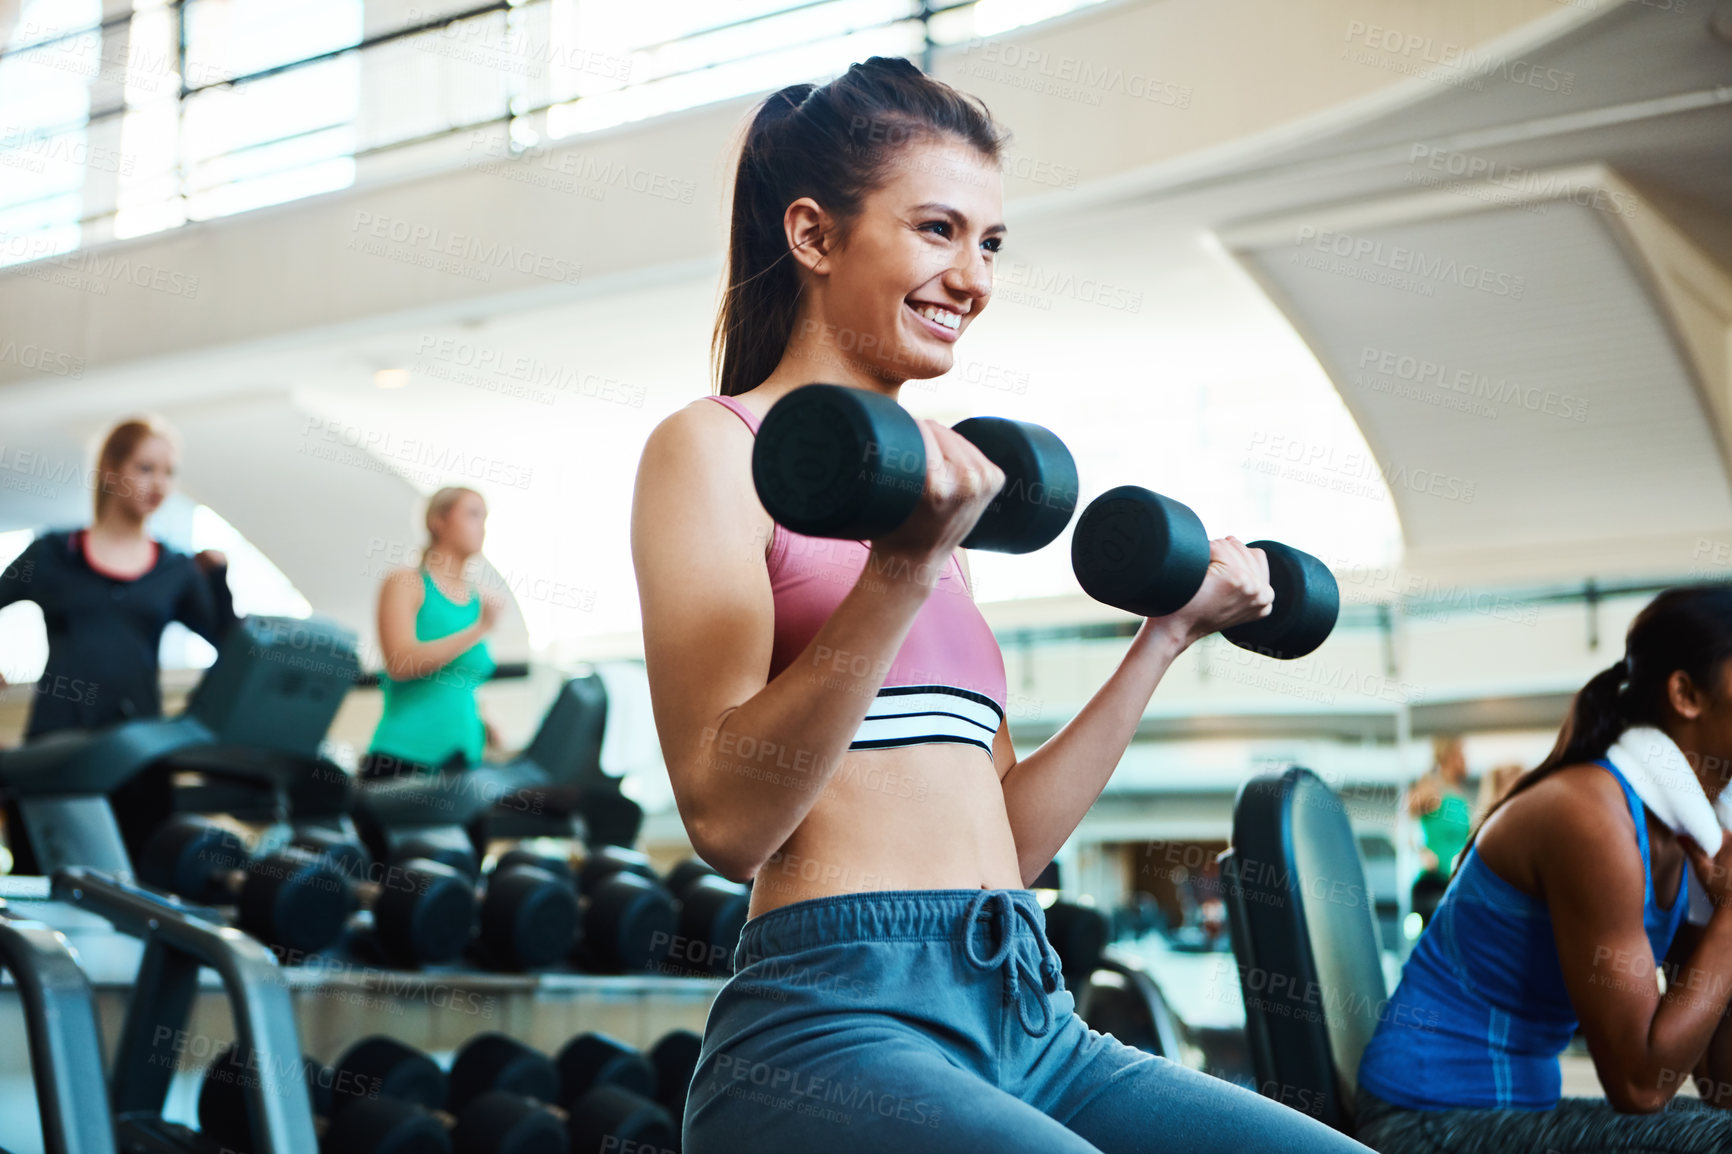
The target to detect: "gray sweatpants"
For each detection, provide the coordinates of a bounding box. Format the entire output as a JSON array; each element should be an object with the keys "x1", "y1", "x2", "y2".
[
  {"x1": 684, "y1": 888, "x2": 1373, "y2": 1154},
  {"x1": 1355, "y1": 1084, "x2": 1732, "y2": 1153}
]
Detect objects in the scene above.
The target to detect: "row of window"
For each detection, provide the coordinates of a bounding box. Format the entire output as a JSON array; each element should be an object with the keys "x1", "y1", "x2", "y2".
[{"x1": 0, "y1": 0, "x2": 1106, "y2": 267}]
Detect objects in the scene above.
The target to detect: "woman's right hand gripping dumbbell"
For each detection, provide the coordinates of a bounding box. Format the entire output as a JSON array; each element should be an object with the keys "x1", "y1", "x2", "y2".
[{"x1": 866, "y1": 419, "x2": 1005, "y2": 585}]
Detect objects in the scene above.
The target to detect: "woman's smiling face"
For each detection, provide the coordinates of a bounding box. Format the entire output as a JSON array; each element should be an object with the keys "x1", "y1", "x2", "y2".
[{"x1": 787, "y1": 133, "x2": 1005, "y2": 385}]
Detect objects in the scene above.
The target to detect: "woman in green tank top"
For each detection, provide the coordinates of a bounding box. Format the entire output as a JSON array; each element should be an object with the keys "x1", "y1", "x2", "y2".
[
  {"x1": 364, "y1": 486, "x2": 501, "y2": 780},
  {"x1": 1405, "y1": 735, "x2": 1475, "y2": 929},
  {"x1": 1408, "y1": 735, "x2": 1474, "y2": 875}
]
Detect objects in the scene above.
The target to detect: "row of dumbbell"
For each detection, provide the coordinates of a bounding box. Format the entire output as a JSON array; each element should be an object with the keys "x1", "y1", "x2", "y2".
[
  {"x1": 140, "y1": 816, "x2": 748, "y2": 976},
  {"x1": 197, "y1": 1028, "x2": 696, "y2": 1154}
]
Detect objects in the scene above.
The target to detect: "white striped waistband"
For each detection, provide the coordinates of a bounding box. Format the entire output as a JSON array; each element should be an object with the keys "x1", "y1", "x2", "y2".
[{"x1": 849, "y1": 685, "x2": 1005, "y2": 754}]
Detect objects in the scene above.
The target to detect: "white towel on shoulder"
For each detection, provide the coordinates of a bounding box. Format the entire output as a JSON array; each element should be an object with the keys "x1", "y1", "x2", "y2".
[{"x1": 1602, "y1": 725, "x2": 1732, "y2": 924}]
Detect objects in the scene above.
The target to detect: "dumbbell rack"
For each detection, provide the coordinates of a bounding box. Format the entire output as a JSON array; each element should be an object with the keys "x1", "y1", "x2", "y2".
[{"x1": 0, "y1": 873, "x2": 723, "y2": 1153}]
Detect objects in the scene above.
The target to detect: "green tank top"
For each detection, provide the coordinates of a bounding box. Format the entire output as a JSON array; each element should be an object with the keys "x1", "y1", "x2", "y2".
[
  {"x1": 368, "y1": 569, "x2": 495, "y2": 769},
  {"x1": 1420, "y1": 788, "x2": 1474, "y2": 876}
]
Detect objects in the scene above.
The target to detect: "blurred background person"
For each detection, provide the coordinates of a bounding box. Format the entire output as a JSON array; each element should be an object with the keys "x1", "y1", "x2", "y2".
[
  {"x1": 0, "y1": 415, "x2": 234, "y2": 737},
  {"x1": 1405, "y1": 736, "x2": 1473, "y2": 929},
  {"x1": 0, "y1": 415, "x2": 235, "y2": 871},
  {"x1": 363, "y1": 485, "x2": 503, "y2": 781}
]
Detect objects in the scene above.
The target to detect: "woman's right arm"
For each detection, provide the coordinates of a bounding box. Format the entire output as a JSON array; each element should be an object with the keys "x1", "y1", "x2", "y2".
[
  {"x1": 376, "y1": 569, "x2": 498, "y2": 681},
  {"x1": 631, "y1": 403, "x2": 1000, "y2": 883}
]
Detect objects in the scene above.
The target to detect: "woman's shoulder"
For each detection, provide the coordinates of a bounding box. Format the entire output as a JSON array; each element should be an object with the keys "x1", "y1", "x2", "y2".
[
  {"x1": 637, "y1": 396, "x2": 760, "y2": 494},
  {"x1": 1477, "y1": 761, "x2": 1635, "y2": 893},
  {"x1": 654, "y1": 394, "x2": 756, "y2": 441},
  {"x1": 380, "y1": 566, "x2": 428, "y2": 594},
  {"x1": 1499, "y1": 761, "x2": 1631, "y2": 841},
  {"x1": 27, "y1": 528, "x2": 78, "y2": 554}
]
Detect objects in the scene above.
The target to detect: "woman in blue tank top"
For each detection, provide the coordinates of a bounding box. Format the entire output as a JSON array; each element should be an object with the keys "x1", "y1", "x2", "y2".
[{"x1": 1356, "y1": 587, "x2": 1732, "y2": 1153}]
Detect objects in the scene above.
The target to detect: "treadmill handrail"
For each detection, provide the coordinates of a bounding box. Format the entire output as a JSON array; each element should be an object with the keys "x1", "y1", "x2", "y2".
[
  {"x1": 49, "y1": 868, "x2": 318, "y2": 1154},
  {"x1": 0, "y1": 906, "x2": 119, "y2": 1154}
]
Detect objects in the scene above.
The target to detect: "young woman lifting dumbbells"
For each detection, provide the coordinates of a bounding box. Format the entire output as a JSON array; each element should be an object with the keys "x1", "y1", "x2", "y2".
[
  {"x1": 631, "y1": 57, "x2": 1369, "y2": 1154},
  {"x1": 1356, "y1": 587, "x2": 1732, "y2": 1152}
]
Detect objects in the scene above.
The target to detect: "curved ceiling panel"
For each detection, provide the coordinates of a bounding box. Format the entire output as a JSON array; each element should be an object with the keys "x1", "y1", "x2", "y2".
[{"x1": 1224, "y1": 170, "x2": 1732, "y2": 583}]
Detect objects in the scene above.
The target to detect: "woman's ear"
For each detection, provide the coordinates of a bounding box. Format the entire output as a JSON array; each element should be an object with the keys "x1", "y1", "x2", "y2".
[
  {"x1": 1669, "y1": 669, "x2": 1707, "y2": 721},
  {"x1": 784, "y1": 197, "x2": 836, "y2": 276}
]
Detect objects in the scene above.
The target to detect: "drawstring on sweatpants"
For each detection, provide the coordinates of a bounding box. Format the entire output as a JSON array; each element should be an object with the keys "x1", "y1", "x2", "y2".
[{"x1": 963, "y1": 889, "x2": 1059, "y2": 1038}]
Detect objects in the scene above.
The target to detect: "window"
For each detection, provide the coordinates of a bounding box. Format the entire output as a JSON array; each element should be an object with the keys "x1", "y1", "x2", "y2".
[{"x1": 0, "y1": 0, "x2": 1112, "y2": 259}]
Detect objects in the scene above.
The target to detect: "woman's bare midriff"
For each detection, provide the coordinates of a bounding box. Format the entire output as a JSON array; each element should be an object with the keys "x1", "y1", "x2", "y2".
[{"x1": 745, "y1": 739, "x2": 1023, "y2": 918}]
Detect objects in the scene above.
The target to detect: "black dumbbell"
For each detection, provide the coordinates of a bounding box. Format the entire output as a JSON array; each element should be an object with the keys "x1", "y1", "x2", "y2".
[
  {"x1": 359, "y1": 857, "x2": 478, "y2": 968},
  {"x1": 138, "y1": 815, "x2": 350, "y2": 956},
  {"x1": 450, "y1": 1034, "x2": 677, "y2": 1154},
  {"x1": 572, "y1": 848, "x2": 678, "y2": 974},
  {"x1": 497, "y1": 845, "x2": 680, "y2": 974},
  {"x1": 383, "y1": 1031, "x2": 674, "y2": 1154},
  {"x1": 197, "y1": 1043, "x2": 332, "y2": 1154},
  {"x1": 578, "y1": 845, "x2": 656, "y2": 892},
  {"x1": 664, "y1": 859, "x2": 749, "y2": 978},
  {"x1": 556, "y1": 1032, "x2": 656, "y2": 1109},
  {"x1": 648, "y1": 1029, "x2": 702, "y2": 1134},
  {"x1": 199, "y1": 1041, "x2": 556, "y2": 1154},
  {"x1": 752, "y1": 382, "x2": 1079, "y2": 552},
  {"x1": 447, "y1": 1032, "x2": 648, "y2": 1154},
  {"x1": 327, "y1": 1036, "x2": 566, "y2": 1154},
  {"x1": 495, "y1": 847, "x2": 577, "y2": 888},
  {"x1": 1070, "y1": 484, "x2": 1339, "y2": 659},
  {"x1": 557, "y1": 1032, "x2": 679, "y2": 1153},
  {"x1": 393, "y1": 833, "x2": 482, "y2": 883},
  {"x1": 456, "y1": 1031, "x2": 683, "y2": 1154},
  {"x1": 290, "y1": 825, "x2": 373, "y2": 882},
  {"x1": 292, "y1": 825, "x2": 479, "y2": 968},
  {"x1": 474, "y1": 858, "x2": 580, "y2": 971},
  {"x1": 449, "y1": 1033, "x2": 560, "y2": 1114}
]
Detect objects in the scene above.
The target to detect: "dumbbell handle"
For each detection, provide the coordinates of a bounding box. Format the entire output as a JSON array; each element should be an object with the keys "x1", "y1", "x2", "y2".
[
  {"x1": 753, "y1": 384, "x2": 1076, "y2": 552},
  {"x1": 950, "y1": 417, "x2": 1079, "y2": 554},
  {"x1": 1070, "y1": 486, "x2": 1337, "y2": 659}
]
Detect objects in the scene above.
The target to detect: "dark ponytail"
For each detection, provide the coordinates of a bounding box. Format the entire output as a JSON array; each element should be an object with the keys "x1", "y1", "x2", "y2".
[
  {"x1": 1465, "y1": 586, "x2": 1732, "y2": 858},
  {"x1": 710, "y1": 56, "x2": 1010, "y2": 398}
]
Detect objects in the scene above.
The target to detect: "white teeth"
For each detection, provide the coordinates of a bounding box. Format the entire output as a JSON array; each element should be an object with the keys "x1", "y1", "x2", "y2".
[{"x1": 913, "y1": 303, "x2": 961, "y2": 331}]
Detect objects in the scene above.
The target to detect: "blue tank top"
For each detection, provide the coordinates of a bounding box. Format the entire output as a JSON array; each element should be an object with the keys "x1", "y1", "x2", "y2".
[{"x1": 1357, "y1": 759, "x2": 1689, "y2": 1111}]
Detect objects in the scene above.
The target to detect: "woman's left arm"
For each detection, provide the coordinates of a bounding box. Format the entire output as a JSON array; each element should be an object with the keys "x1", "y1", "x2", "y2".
[
  {"x1": 176, "y1": 549, "x2": 238, "y2": 645},
  {"x1": 1670, "y1": 922, "x2": 1732, "y2": 1107},
  {"x1": 975, "y1": 537, "x2": 1273, "y2": 886}
]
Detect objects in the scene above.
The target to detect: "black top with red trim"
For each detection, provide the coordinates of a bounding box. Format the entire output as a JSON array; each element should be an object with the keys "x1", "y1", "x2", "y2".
[{"x1": 0, "y1": 529, "x2": 237, "y2": 737}]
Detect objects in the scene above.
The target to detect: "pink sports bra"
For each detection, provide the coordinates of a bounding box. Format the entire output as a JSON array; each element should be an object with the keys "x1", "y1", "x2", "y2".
[{"x1": 707, "y1": 393, "x2": 1009, "y2": 757}]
